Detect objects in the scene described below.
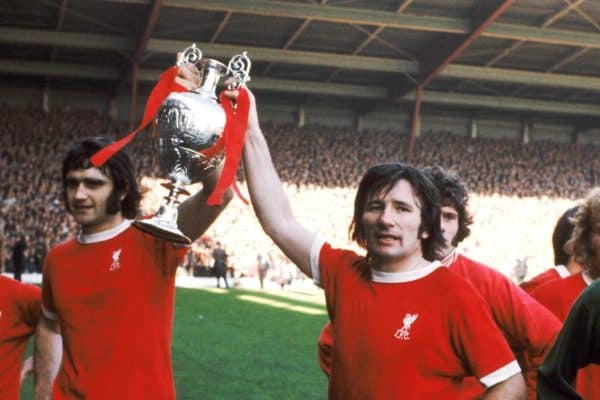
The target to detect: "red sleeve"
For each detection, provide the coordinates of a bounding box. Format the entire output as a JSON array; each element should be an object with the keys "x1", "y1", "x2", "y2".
[
  {"x1": 519, "y1": 269, "x2": 559, "y2": 295},
  {"x1": 487, "y1": 274, "x2": 561, "y2": 362},
  {"x1": 41, "y1": 254, "x2": 58, "y2": 319},
  {"x1": 318, "y1": 242, "x2": 363, "y2": 322},
  {"x1": 446, "y1": 278, "x2": 520, "y2": 386},
  {"x1": 17, "y1": 283, "x2": 41, "y2": 329},
  {"x1": 488, "y1": 277, "x2": 561, "y2": 399}
]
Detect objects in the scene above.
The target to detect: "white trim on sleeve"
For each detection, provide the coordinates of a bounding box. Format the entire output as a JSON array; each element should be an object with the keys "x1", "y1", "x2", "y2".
[
  {"x1": 41, "y1": 304, "x2": 58, "y2": 320},
  {"x1": 479, "y1": 360, "x2": 521, "y2": 388},
  {"x1": 310, "y1": 237, "x2": 325, "y2": 287}
]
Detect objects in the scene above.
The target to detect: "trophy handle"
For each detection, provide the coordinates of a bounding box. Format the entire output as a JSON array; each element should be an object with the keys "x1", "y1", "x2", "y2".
[
  {"x1": 226, "y1": 51, "x2": 252, "y2": 90},
  {"x1": 177, "y1": 43, "x2": 203, "y2": 67}
]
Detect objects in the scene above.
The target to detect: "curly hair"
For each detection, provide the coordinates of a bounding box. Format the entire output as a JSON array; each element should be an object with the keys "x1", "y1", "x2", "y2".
[
  {"x1": 422, "y1": 165, "x2": 473, "y2": 246},
  {"x1": 565, "y1": 187, "x2": 600, "y2": 278}
]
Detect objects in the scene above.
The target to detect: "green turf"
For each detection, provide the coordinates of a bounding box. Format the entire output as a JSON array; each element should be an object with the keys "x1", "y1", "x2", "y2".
[{"x1": 21, "y1": 287, "x2": 329, "y2": 399}]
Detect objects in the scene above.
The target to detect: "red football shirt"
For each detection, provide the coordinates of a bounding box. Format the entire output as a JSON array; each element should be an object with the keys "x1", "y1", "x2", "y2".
[
  {"x1": 314, "y1": 242, "x2": 520, "y2": 399},
  {"x1": 318, "y1": 250, "x2": 561, "y2": 399},
  {"x1": 445, "y1": 251, "x2": 561, "y2": 400},
  {"x1": 0, "y1": 276, "x2": 41, "y2": 400},
  {"x1": 519, "y1": 265, "x2": 569, "y2": 295},
  {"x1": 531, "y1": 271, "x2": 599, "y2": 399},
  {"x1": 42, "y1": 221, "x2": 186, "y2": 400}
]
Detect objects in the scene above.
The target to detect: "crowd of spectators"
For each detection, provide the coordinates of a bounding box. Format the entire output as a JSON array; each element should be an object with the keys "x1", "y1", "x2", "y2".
[{"x1": 1, "y1": 105, "x2": 599, "y2": 282}]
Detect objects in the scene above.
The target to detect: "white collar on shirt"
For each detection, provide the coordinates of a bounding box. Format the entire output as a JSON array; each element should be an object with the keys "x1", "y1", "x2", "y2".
[
  {"x1": 77, "y1": 219, "x2": 132, "y2": 244},
  {"x1": 554, "y1": 264, "x2": 570, "y2": 278},
  {"x1": 371, "y1": 261, "x2": 443, "y2": 283},
  {"x1": 440, "y1": 248, "x2": 459, "y2": 267},
  {"x1": 582, "y1": 270, "x2": 595, "y2": 286}
]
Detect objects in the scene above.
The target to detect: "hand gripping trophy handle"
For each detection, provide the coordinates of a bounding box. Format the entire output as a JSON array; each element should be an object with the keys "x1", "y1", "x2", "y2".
[{"x1": 133, "y1": 44, "x2": 251, "y2": 244}]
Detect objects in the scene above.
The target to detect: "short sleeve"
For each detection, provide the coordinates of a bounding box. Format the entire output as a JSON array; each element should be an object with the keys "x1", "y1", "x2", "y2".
[{"x1": 41, "y1": 257, "x2": 58, "y2": 320}]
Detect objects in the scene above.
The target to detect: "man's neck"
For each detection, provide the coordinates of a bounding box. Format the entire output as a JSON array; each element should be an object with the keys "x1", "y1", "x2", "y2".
[
  {"x1": 372, "y1": 254, "x2": 430, "y2": 273},
  {"x1": 77, "y1": 218, "x2": 131, "y2": 244},
  {"x1": 80, "y1": 214, "x2": 125, "y2": 235}
]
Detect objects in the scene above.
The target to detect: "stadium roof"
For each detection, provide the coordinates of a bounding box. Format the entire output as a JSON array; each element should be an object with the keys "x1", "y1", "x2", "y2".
[{"x1": 2, "y1": 0, "x2": 600, "y2": 124}]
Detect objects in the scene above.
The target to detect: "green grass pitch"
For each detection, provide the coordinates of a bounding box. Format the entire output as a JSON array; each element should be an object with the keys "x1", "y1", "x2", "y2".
[{"x1": 21, "y1": 286, "x2": 329, "y2": 399}]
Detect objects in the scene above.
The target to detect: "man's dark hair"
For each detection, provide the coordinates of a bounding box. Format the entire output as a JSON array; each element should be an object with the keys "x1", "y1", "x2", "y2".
[
  {"x1": 350, "y1": 163, "x2": 444, "y2": 261},
  {"x1": 62, "y1": 137, "x2": 141, "y2": 219},
  {"x1": 422, "y1": 165, "x2": 473, "y2": 246},
  {"x1": 552, "y1": 206, "x2": 580, "y2": 266}
]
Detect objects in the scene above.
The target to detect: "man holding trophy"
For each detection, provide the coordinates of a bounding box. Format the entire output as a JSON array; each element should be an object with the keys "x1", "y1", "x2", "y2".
[{"x1": 33, "y1": 51, "x2": 239, "y2": 399}]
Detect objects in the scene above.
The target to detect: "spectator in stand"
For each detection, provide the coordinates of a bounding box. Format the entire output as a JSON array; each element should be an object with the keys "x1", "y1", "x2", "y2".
[{"x1": 11, "y1": 235, "x2": 26, "y2": 282}]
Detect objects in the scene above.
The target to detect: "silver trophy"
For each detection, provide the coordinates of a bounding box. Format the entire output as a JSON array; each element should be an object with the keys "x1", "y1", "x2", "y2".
[{"x1": 134, "y1": 44, "x2": 251, "y2": 244}]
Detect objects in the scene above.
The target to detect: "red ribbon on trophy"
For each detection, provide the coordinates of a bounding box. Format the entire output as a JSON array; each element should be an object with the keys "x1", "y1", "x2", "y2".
[
  {"x1": 90, "y1": 66, "x2": 249, "y2": 206},
  {"x1": 90, "y1": 66, "x2": 186, "y2": 167}
]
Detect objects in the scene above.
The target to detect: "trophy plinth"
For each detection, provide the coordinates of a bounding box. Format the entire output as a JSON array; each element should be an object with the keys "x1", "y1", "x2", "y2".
[{"x1": 134, "y1": 181, "x2": 191, "y2": 244}]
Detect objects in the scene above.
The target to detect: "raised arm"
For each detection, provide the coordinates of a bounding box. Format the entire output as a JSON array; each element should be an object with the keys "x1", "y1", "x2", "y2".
[
  {"x1": 238, "y1": 89, "x2": 315, "y2": 277},
  {"x1": 34, "y1": 314, "x2": 62, "y2": 400},
  {"x1": 177, "y1": 164, "x2": 233, "y2": 242}
]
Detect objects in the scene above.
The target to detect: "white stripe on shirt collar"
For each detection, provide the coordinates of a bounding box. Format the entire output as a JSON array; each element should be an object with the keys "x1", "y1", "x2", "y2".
[
  {"x1": 371, "y1": 261, "x2": 443, "y2": 283},
  {"x1": 440, "y1": 248, "x2": 458, "y2": 267},
  {"x1": 554, "y1": 264, "x2": 570, "y2": 278},
  {"x1": 77, "y1": 219, "x2": 132, "y2": 244},
  {"x1": 310, "y1": 237, "x2": 444, "y2": 285},
  {"x1": 582, "y1": 270, "x2": 595, "y2": 286}
]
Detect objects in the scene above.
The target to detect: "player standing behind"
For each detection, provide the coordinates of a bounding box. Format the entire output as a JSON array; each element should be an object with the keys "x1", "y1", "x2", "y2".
[
  {"x1": 237, "y1": 87, "x2": 526, "y2": 399},
  {"x1": 520, "y1": 206, "x2": 582, "y2": 294},
  {"x1": 34, "y1": 130, "x2": 232, "y2": 398},
  {"x1": 0, "y1": 275, "x2": 40, "y2": 399},
  {"x1": 531, "y1": 187, "x2": 600, "y2": 400}
]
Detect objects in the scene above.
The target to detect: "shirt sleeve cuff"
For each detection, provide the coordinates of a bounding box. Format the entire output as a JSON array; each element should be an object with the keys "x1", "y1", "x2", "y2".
[
  {"x1": 480, "y1": 360, "x2": 522, "y2": 388},
  {"x1": 41, "y1": 304, "x2": 58, "y2": 320},
  {"x1": 310, "y1": 237, "x2": 325, "y2": 287}
]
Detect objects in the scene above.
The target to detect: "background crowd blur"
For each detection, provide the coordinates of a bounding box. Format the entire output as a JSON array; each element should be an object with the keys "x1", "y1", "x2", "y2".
[{"x1": 1, "y1": 104, "x2": 598, "y2": 284}]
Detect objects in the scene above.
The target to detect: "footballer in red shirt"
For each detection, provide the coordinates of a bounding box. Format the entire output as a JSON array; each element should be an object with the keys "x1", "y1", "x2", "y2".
[
  {"x1": 532, "y1": 188, "x2": 600, "y2": 400},
  {"x1": 0, "y1": 275, "x2": 40, "y2": 399},
  {"x1": 319, "y1": 166, "x2": 560, "y2": 399},
  {"x1": 241, "y1": 95, "x2": 527, "y2": 399},
  {"x1": 34, "y1": 135, "x2": 231, "y2": 400},
  {"x1": 520, "y1": 206, "x2": 582, "y2": 295}
]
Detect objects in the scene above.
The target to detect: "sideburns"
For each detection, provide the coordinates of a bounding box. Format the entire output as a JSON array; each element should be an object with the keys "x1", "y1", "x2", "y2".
[{"x1": 106, "y1": 189, "x2": 123, "y2": 215}]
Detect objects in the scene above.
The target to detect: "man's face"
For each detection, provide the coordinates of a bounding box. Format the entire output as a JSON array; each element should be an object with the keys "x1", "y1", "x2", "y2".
[
  {"x1": 440, "y1": 205, "x2": 459, "y2": 257},
  {"x1": 362, "y1": 179, "x2": 425, "y2": 270},
  {"x1": 65, "y1": 167, "x2": 120, "y2": 234}
]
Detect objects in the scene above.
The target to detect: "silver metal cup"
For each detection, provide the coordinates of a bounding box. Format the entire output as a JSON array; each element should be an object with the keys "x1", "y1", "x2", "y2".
[{"x1": 134, "y1": 44, "x2": 251, "y2": 244}]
